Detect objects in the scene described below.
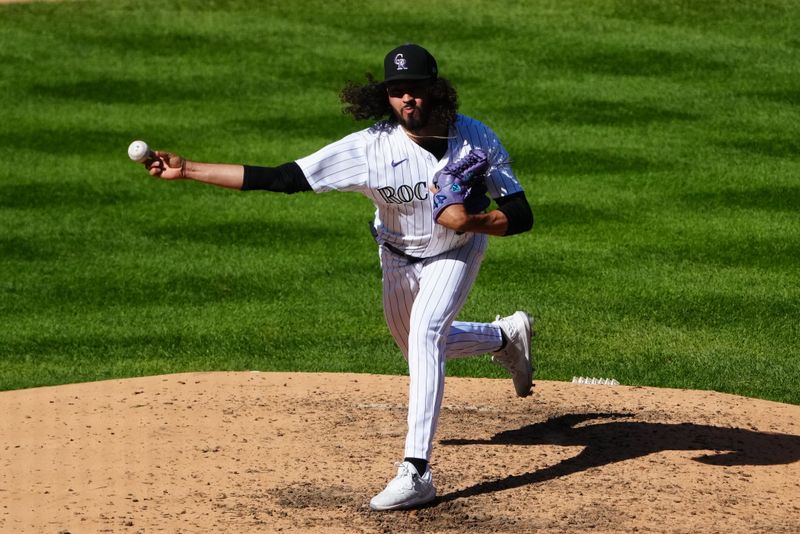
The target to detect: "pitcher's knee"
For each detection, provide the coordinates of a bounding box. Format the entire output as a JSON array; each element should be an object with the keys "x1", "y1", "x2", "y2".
[{"x1": 407, "y1": 325, "x2": 446, "y2": 358}]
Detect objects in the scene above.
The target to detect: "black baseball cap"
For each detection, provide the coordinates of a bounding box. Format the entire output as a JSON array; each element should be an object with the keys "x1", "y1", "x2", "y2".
[{"x1": 383, "y1": 44, "x2": 438, "y2": 83}]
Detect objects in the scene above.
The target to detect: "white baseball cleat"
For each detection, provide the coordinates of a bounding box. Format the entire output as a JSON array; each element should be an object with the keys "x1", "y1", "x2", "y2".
[
  {"x1": 492, "y1": 311, "x2": 535, "y2": 397},
  {"x1": 369, "y1": 461, "x2": 436, "y2": 511}
]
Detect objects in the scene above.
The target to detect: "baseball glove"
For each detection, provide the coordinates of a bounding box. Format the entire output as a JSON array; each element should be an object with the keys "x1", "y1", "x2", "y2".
[{"x1": 432, "y1": 148, "x2": 490, "y2": 220}]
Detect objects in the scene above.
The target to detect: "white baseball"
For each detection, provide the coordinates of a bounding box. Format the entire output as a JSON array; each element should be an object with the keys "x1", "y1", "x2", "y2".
[{"x1": 128, "y1": 140, "x2": 152, "y2": 163}]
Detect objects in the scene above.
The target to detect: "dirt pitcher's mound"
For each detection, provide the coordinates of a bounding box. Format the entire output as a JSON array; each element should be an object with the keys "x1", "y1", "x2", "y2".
[{"x1": 1, "y1": 372, "x2": 799, "y2": 533}]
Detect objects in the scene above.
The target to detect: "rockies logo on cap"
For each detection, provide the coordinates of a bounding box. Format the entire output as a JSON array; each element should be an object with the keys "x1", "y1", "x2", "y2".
[{"x1": 384, "y1": 44, "x2": 438, "y2": 82}]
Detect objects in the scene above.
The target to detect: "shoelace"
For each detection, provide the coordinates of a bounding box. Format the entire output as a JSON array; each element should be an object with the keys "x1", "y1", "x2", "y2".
[{"x1": 394, "y1": 462, "x2": 419, "y2": 489}]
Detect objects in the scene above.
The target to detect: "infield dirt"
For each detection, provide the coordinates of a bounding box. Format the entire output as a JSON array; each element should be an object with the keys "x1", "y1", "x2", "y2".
[{"x1": 1, "y1": 372, "x2": 799, "y2": 533}]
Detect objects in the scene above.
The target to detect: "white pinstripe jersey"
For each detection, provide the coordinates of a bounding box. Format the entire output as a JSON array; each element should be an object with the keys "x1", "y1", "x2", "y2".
[{"x1": 295, "y1": 114, "x2": 524, "y2": 258}]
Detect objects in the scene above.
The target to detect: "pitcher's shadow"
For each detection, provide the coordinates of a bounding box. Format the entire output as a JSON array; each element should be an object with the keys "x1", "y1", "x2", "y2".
[{"x1": 438, "y1": 413, "x2": 800, "y2": 503}]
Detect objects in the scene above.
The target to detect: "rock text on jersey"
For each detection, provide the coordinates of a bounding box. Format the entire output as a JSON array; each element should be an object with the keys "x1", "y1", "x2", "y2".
[{"x1": 377, "y1": 182, "x2": 429, "y2": 204}]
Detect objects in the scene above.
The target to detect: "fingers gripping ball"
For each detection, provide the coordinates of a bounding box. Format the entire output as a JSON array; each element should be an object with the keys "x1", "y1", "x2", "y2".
[
  {"x1": 127, "y1": 140, "x2": 154, "y2": 163},
  {"x1": 432, "y1": 148, "x2": 489, "y2": 220}
]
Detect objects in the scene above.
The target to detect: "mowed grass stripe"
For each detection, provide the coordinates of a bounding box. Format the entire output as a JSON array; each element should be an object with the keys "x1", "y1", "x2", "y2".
[{"x1": 1, "y1": 0, "x2": 798, "y2": 403}]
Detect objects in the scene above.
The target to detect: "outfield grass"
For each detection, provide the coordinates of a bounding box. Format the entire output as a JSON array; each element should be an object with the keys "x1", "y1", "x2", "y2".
[{"x1": 1, "y1": 0, "x2": 798, "y2": 403}]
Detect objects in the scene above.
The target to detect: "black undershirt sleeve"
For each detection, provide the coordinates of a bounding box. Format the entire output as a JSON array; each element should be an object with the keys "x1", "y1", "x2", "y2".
[
  {"x1": 241, "y1": 162, "x2": 312, "y2": 193},
  {"x1": 242, "y1": 161, "x2": 531, "y2": 234},
  {"x1": 495, "y1": 191, "x2": 534, "y2": 236}
]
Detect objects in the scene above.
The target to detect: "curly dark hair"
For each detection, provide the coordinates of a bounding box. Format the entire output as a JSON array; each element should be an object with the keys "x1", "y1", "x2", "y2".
[{"x1": 340, "y1": 74, "x2": 459, "y2": 128}]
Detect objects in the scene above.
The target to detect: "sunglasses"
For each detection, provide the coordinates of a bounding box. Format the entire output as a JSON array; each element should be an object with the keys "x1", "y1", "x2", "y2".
[{"x1": 386, "y1": 81, "x2": 431, "y2": 98}]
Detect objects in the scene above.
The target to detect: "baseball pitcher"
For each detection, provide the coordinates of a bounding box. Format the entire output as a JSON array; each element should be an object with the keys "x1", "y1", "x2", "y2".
[{"x1": 138, "y1": 43, "x2": 534, "y2": 511}]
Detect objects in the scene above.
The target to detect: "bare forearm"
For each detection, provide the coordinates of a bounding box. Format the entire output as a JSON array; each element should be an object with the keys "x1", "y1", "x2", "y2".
[
  {"x1": 437, "y1": 205, "x2": 509, "y2": 236},
  {"x1": 183, "y1": 161, "x2": 244, "y2": 190},
  {"x1": 146, "y1": 151, "x2": 244, "y2": 190}
]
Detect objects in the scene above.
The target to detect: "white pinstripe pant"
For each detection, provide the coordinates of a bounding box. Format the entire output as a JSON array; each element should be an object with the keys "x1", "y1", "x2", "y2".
[{"x1": 380, "y1": 234, "x2": 504, "y2": 461}]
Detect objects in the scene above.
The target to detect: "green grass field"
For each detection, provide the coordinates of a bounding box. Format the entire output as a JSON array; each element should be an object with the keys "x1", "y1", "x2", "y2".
[{"x1": 1, "y1": 0, "x2": 798, "y2": 403}]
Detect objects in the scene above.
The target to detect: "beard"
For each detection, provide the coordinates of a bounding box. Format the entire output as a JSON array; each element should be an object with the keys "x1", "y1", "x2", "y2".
[{"x1": 397, "y1": 106, "x2": 430, "y2": 132}]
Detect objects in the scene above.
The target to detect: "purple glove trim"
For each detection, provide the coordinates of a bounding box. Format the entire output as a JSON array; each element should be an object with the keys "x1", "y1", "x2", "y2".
[
  {"x1": 432, "y1": 148, "x2": 490, "y2": 221},
  {"x1": 433, "y1": 148, "x2": 489, "y2": 189},
  {"x1": 433, "y1": 179, "x2": 466, "y2": 220}
]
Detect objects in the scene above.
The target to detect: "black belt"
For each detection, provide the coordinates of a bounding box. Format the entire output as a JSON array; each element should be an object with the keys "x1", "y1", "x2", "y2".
[{"x1": 369, "y1": 224, "x2": 425, "y2": 264}]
